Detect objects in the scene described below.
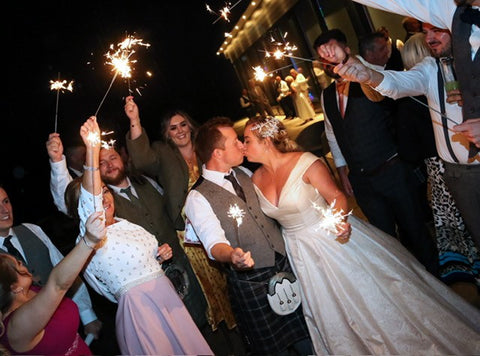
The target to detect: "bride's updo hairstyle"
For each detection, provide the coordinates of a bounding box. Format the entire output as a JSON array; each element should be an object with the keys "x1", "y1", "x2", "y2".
[{"x1": 247, "y1": 116, "x2": 300, "y2": 153}]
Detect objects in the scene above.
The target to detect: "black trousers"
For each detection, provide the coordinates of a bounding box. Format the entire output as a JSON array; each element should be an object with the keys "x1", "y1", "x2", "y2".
[
  {"x1": 349, "y1": 159, "x2": 439, "y2": 275},
  {"x1": 279, "y1": 96, "x2": 296, "y2": 118}
]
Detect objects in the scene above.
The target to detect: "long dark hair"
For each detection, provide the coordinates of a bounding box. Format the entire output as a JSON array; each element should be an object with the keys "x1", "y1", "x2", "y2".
[{"x1": 159, "y1": 110, "x2": 199, "y2": 143}]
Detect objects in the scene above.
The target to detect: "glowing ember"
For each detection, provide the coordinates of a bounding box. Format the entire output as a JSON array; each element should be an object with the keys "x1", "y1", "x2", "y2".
[
  {"x1": 253, "y1": 66, "x2": 267, "y2": 81},
  {"x1": 50, "y1": 80, "x2": 74, "y2": 92},
  {"x1": 312, "y1": 200, "x2": 351, "y2": 235},
  {"x1": 104, "y1": 35, "x2": 150, "y2": 79},
  {"x1": 87, "y1": 131, "x2": 101, "y2": 146},
  {"x1": 227, "y1": 204, "x2": 245, "y2": 227}
]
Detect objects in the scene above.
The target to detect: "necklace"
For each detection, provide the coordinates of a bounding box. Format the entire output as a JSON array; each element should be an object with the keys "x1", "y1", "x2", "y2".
[{"x1": 183, "y1": 150, "x2": 196, "y2": 170}]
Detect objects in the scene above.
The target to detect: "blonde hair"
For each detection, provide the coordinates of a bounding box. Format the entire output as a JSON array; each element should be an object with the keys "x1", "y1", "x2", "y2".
[
  {"x1": 247, "y1": 116, "x2": 300, "y2": 153},
  {"x1": 400, "y1": 33, "x2": 431, "y2": 70}
]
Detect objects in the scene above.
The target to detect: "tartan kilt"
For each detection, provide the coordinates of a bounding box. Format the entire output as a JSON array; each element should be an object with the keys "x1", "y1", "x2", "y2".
[{"x1": 226, "y1": 253, "x2": 310, "y2": 354}]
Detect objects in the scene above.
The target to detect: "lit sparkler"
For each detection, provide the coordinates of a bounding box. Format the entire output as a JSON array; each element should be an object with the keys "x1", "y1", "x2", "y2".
[
  {"x1": 50, "y1": 74, "x2": 74, "y2": 132},
  {"x1": 87, "y1": 131, "x2": 101, "y2": 211},
  {"x1": 227, "y1": 204, "x2": 245, "y2": 227},
  {"x1": 312, "y1": 200, "x2": 351, "y2": 235},
  {"x1": 94, "y1": 34, "x2": 150, "y2": 117},
  {"x1": 253, "y1": 66, "x2": 267, "y2": 81},
  {"x1": 228, "y1": 203, "x2": 245, "y2": 246},
  {"x1": 206, "y1": 0, "x2": 244, "y2": 24}
]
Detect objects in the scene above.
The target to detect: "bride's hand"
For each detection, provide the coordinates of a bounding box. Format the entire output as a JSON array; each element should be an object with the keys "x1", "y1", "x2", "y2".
[{"x1": 335, "y1": 221, "x2": 351, "y2": 244}]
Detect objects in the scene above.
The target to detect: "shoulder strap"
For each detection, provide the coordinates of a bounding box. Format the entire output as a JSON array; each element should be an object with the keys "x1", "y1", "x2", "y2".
[{"x1": 436, "y1": 59, "x2": 459, "y2": 163}]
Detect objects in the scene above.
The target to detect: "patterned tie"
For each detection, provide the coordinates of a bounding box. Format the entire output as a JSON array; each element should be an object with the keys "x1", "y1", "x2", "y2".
[
  {"x1": 225, "y1": 173, "x2": 246, "y2": 202},
  {"x1": 3, "y1": 235, "x2": 26, "y2": 264},
  {"x1": 120, "y1": 186, "x2": 142, "y2": 206}
]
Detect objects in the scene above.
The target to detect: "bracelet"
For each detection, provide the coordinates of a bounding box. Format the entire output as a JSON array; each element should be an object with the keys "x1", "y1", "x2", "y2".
[
  {"x1": 82, "y1": 236, "x2": 95, "y2": 250},
  {"x1": 341, "y1": 53, "x2": 350, "y2": 65},
  {"x1": 83, "y1": 165, "x2": 99, "y2": 171}
]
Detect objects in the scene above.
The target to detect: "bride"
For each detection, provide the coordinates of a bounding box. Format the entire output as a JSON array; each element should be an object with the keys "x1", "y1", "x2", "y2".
[{"x1": 243, "y1": 116, "x2": 480, "y2": 355}]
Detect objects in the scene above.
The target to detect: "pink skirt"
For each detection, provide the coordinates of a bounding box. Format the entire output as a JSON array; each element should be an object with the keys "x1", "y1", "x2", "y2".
[{"x1": 116, "y1": 274, "x2": 213, "y2": 355}]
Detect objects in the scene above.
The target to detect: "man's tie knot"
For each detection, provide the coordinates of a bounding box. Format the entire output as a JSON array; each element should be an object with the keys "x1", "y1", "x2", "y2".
[{"x1": 120, "y1": 186, "x2": 141, "y2": 205}]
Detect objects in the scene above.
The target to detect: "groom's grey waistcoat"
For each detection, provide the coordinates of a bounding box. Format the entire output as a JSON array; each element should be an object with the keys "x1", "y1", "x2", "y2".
[{"x1": 193, "y1": 167, "x2": 285, "y2": 268}]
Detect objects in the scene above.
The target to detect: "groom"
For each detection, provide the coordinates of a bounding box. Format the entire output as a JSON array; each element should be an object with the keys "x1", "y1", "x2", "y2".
[{"x1": 184, "y1": 117, "x2": 312, "y2": 356}]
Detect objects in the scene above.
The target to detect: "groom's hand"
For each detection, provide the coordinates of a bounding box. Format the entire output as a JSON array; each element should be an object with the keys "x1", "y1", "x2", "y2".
[{"x1": 231, "y1": 247, "x2": 255, "y2": 269}]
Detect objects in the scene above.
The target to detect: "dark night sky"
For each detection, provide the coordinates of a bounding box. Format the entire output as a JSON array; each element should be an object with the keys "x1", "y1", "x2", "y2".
[{"x1": 5, "y1": 1, "x2": 248, "y2": 223}]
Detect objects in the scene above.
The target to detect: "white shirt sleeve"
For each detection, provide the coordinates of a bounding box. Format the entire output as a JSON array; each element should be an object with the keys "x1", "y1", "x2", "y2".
[
  {"x1": 22, "y1": 223, "x2": 98, "y2": 325},
  {"x1": 49, "y1": 156, "x2": 73, "y2": 215},
  {"x1": 375, "y1": 56, "x2": 433, "y2": 99},
  {"x1": 184, "y1": 190, "x2": 231, "y2": 260},
  {"x1": 351, "y1": 0, "x2": 454, "y2": 30},
  {"x1": 321, "y1": 92, "x2": 347, "y2": 168}
]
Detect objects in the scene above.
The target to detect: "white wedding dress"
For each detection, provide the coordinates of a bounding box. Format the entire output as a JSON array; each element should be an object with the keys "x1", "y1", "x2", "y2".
[
  {"x1": 291, "y1": 80, "x2": 316, "y2": 120},
  {"x1": 254, "y1": 152, "x2": 480, "y2": 355}
]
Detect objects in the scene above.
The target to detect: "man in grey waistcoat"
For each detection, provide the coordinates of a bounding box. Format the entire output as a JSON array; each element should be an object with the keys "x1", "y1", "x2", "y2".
[
  {"x1": 0, "y1": 184, "x2": 102, "y2": 340},
  {"x1": 47, "y1": 134, "x2": 208, "y2": 331},
  {"x1": 185, "y1": 117, "x2": 312, "y2": 356}
]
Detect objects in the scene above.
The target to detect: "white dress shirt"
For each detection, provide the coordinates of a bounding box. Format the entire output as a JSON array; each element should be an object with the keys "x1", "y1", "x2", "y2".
[
  {"x1": 375, "y1": 56, "x2": 477, "y2": 164},
  {"x1": 0, "y1": 226, "x2": 97, "y2": 325},
  {"x1": 50, "y1": 155, "x2": 73, "y2": 214},
  {"x1": 321, "y1": 85, "x2": 348, "y2": 168},
  {"x1": 352, "y1": 0, "x2": 479, "y2": 59},
  {"x1": 184, "y1": 165, "x2": 252, "y2": 260}
]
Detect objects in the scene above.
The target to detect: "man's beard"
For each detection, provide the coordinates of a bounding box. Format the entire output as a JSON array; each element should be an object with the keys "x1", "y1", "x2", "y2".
[{"x1": 103, "y1": 167, "x2": 126, "y2": 186}]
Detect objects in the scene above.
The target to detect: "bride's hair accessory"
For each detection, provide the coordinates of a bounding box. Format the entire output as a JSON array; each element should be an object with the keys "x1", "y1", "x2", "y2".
[{"x1": 250, "y1": 116, "x2": 280, "y2": 138}]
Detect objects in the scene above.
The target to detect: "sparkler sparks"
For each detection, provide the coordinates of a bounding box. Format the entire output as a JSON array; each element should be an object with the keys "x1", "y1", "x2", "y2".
[
  {"x1": 227, "y1": 204, "x2": 245, "y2": 227},
  {"x1": 263, "y1": 31, "x2": 298, "y2": 60},
  {"x1": 205, "y1": 0, "x2": 243, "y2": 24},
  {"x1": 50, "y1": 80, "x2": 74, "y2": 92},
  {"x1": 105, "y1": 35, "x2": 150, "y2": 79},
  {"x1": 50, "y1": 75, "x2": 74, "y2": 132},
  {"x1": 95, "y1": 34, "x2": 150, "y2": 117},
  {"x1": 253, "y1": 66, "x2": 267, "y2": 82},
  {"x1": 86, "y1": 130, "x2": 116, "y2": 150},
  {"x1": 312, "y1": 200, "x2": 351, "y2": 235}
]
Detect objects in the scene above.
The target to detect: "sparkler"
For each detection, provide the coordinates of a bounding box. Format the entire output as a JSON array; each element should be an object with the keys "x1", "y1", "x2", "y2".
[
  {"x1": 94, "y1": 34, "x2": 150, "y2": 117},
  {"x1": 86, "y1": 130, "x2": 116, "y2": 211},
  {"x1": 407, "y1": 96, "x2": 458, "y2": 126},
  {"x1": 50, "y1": 73, "x2": 74, "y2": 132},
  {"x1": 228, "y1": 203, "x2": 245, "y2": 246},
  {"x1": 87, "y1": 131, "x2": 101, "y2": 211},
  {"x1": 253, "y1": 66, "x2": 268, "y2": 81},
  {"x1": 205, "y1": 0, "x2": 243, "y2": 24},
  {"x1": 227, "y1": 204, "x2": 245, "y2": 227},
  {"x1": 264, "y1": 32, "x2": 298, "y2": 60},
  {"x1": 312, "y1": 200, "x2": 351, "y2": 235}
]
